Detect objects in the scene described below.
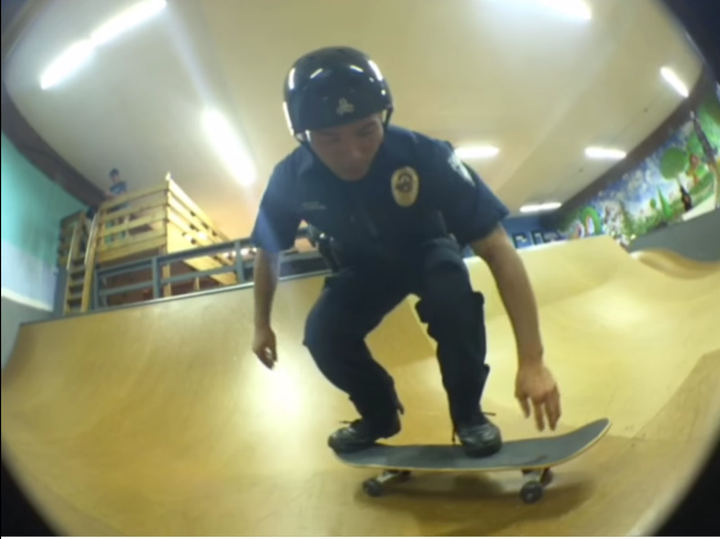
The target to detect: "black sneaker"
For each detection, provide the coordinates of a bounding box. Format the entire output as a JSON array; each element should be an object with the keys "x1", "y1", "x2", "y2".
[
  {"x1": 328, "y1": 415, "x2": 401, "y2": 454},
  {"x1": 454, "y1": 414, "x2": 502, "y2": 458}
]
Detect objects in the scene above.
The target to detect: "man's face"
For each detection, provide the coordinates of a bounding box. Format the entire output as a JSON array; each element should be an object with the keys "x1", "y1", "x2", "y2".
[
  {"x1": 307, "y1": 114, "x2": 384, "y2": 181},
  {"x1": 111, "y1": 173, "x2": 120, "y2": 183}
]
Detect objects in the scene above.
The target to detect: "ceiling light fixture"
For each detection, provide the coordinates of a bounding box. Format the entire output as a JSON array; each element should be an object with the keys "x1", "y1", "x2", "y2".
[
  {"x1": 493, "y1": 0, "x2": 592, "y2": 21},
  {"x1": 40, "y1": 40, "x2": 95, "y2": 90},
  {"x1": 39, "y1": 0, "x2": 167, "y2": 90},
  {"x1": 90, "y1": 0, "x2": 167, "y2": 46},
  {"x1": 455, "y1": 146, "x2": 500, "y2": 160},
  {"x1": 538, "y1": 0, "x2": 592, "y2": 20},
  {"x1": 203, "y1": 109, "x2": 256, "y2": 186},
  {"x1": 585, "y1": 147, "x2": 627, "y2": 160},
  {"x1": 520, "y1": 202, "x2": 563, "y2": 214}
]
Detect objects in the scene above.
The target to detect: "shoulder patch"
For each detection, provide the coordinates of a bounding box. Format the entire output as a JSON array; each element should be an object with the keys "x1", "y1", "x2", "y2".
[
  {"x1": 448, "y1": 152, "x2": 474, "y2": 184},
  {"x1": 391, "y1": 167, "x2": 420, "y2": 207}
]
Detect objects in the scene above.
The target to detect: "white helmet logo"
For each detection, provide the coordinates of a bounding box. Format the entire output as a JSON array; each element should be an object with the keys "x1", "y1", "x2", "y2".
[{"x1": 336, "y1": 98, "x2": 355, "y2": 116}]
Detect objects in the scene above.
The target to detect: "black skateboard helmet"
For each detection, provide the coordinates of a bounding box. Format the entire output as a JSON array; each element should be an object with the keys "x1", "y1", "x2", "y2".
[{"x1": 282, "y1": 46, "x2": 393, "y2": 140}]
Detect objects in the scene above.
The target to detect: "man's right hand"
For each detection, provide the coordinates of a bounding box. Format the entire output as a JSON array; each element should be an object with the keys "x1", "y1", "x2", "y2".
[{"x1": 253, "y1": 325, "x2": 278, "y2": 369}]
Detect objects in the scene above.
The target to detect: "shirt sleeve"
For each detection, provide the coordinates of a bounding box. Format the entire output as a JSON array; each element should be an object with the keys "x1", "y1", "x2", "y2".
[
  {"x1": 250, "y1": 161, "x2": 301, "y2": 253},
  {"x1": 422, "y1": 140, "x2": 509, "y2": 245}
]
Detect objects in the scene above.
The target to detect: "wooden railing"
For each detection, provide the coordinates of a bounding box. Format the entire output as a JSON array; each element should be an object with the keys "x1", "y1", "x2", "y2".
[{"x1": 57, "y1": 174, "x2": 237, "y2": 313}]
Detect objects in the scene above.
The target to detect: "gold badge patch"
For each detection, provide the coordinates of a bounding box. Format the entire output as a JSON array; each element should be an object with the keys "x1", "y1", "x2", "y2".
[{"x1": 391, "y1": 167, "x2": 419, "y2": 207}]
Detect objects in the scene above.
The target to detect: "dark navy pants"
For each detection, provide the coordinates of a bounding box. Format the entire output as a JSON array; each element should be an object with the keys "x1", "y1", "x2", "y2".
[{"x1": 303, "y1": 238, "x2": 489, "y2": 425}]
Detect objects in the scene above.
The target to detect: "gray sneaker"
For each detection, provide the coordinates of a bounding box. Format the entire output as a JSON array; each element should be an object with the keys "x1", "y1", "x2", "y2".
[
  {"x1": 454, "y1": 415, "x2": 502, "y2": 458},
  {"x1": 328, "y1": 415, "x2": 401, "y2": 453}
]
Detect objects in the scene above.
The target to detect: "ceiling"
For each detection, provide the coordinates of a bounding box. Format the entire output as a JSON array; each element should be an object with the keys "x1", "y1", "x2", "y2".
[{"x1": 5, "y1": 0, "x2": 704, "y2": 239}]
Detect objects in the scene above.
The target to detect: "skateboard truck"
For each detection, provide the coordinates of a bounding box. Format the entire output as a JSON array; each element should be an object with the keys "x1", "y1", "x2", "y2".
[
  {"x1": 361, "y1": 467, "x2": 554, "y2": 503},
  {"x1": 362, "y1": 469, "x2": 412, "y2": 497}
]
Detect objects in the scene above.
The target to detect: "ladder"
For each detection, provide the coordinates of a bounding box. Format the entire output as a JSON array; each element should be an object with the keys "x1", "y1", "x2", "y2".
[{"x1": 58, "y1": 212, "x2": 98, "y2": 314}]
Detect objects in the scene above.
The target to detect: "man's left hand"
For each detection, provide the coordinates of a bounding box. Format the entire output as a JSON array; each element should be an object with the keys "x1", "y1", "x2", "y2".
[{"x1": 515, "y1": 362, "x2": 561, "y2": 431}]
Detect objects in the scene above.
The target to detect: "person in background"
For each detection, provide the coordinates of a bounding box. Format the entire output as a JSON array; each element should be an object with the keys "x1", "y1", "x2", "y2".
[{"x1": 107, "y1": 168, "x2": 128, "y2": 198}]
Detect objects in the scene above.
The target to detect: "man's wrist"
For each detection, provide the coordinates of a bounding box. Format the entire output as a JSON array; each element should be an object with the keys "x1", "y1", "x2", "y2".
[
  {"x1": 518, "y1": 347, "x2": 544, "y2": 367},
  {"x1": 254, "y1": 319, "x2": 271, "y2": 330}
]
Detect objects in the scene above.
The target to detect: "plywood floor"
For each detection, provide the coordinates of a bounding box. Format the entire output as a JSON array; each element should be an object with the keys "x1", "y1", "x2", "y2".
[{"x1": 2, "y1": 236, "x2": 719, "y2": 536}]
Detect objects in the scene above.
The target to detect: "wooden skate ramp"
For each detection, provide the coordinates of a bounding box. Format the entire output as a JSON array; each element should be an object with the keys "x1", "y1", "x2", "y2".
[
  {"x1": 631, "y1": 248, "x2": 720, "y2": 279},
  {"x1": 2, "y1": 236, "x2": 719, "y2": 536}
]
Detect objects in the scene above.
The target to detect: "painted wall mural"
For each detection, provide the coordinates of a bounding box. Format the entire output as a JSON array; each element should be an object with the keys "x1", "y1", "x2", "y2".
[{"x1": 559, "y1": 86, "x2": 720, "y2": 247}]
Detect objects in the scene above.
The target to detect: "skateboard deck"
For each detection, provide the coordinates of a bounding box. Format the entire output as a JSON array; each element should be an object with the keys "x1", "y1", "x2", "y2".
[{"x1": 336, "y1": 418, "x2": 610, "y2": 503}]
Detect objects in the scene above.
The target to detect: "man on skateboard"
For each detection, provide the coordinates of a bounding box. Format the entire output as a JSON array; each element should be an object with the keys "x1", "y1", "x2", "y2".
[{"x1": 251, "y1": 47, "x2": 561, "y2": 458}]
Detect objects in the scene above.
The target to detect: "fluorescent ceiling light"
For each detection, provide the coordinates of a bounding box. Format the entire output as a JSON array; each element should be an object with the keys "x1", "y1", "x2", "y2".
[
  {"x1": 538, "y1": 0, "x2": 592, "y2": 20},
  {"x1": 585, "y1": 147, "x2": 627, "y2": 160},
  {"x1": 203, "y1": 110, "x2": 256, "y2": 186},
  {"x1": 660, "y1": 67, "x2": 689, "y2": 98},
  {"x1": 520, "y1": 202, "x2": 562, "y2": 214},
  {"x1": 90, "y1": 0, "x2": 167, "y2": 47},
  {"x1": 495, "y1": 0, "x2": 591, "y2": 21},
  {"x1": 40, "y1": 40, "x2": 94, "y2": 90},
  {"x1": 455, "y1": 146, "x2": 500, "y2": 160},
  {"x1": 39, "y1": 0, "x2": 166, "y2": 89}
]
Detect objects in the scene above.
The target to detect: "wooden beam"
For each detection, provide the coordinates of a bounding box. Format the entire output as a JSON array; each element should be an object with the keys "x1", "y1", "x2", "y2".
[
  {"x1": 98, "y1": 183, "x2": 168, "y2": 211},
  {"x1": 96, "y1": 199, "x2": 167, "y2": 224},
  {"x1": 168, "y1": 181, "x2": 229, "y2": 241},
  {"x1": 96, "y1": 227, "x2": 166, "y2": 254},
  {"x1": 96, "y1": 237, "x2": 166, "y2": 264},
  {"x1": 95, "y1": 208, "x2": 167, "y2": 237}
]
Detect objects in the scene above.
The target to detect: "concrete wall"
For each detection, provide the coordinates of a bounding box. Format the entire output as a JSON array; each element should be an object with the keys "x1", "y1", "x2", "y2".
[{"x1": 628, "y1": 209, "x2": 720, "y2": 261}]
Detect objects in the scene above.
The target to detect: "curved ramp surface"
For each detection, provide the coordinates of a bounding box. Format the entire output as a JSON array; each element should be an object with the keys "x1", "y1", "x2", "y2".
[
  {"x1": 631, "y1": 248, "x2": 720, "y2": 279},
  {"x1": 2, "y1": 236, "x2": 719, "y2": 536}
]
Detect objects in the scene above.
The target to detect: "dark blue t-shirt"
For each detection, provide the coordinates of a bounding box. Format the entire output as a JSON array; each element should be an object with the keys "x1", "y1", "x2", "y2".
[
  {"x1": 109, "y1": 181, "x2": 128, "y2": 197},
  {"x1": 251, "y1": 125, "x2": 509, "y2": 264}
]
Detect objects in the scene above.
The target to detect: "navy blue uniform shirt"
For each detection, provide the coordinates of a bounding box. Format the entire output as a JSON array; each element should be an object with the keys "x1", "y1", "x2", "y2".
[{"x1": 251, "y1": 125, "x2": 509, "y2": 265}]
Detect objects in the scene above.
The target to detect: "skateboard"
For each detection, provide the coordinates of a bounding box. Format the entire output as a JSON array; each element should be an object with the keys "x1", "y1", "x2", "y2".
[{"x1": 335, "y1": 418, "x2": 610, "y2": 504}]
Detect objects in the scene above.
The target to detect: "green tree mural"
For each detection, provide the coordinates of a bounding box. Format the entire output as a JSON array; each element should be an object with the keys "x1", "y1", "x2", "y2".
[
  {"x1": 660, "y1": 146, "x2": 688, "y2": 200},
  {"x1": 618, "y1": 201, "x2": 635, "y2": 238},
  {"x1": 658, "y1": 188, "x2": 673, "y2": 220}
]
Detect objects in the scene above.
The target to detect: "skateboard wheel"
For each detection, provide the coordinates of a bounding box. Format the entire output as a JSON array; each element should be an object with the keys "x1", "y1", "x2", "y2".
[
  {"x1": 363, "y1": 479, "x2": 384, "y2": 497},
  {"x1": 520, "y1": 482, "x2": 544, "y2": 504}
]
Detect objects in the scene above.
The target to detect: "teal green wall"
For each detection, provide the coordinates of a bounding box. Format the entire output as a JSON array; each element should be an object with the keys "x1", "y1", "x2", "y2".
[
  {"x1": 1, "y1": 133, "x2": 86, "y2": 264},
  {"x1": 1, "y1": 132, "x2": 86, "y2": 309}
]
